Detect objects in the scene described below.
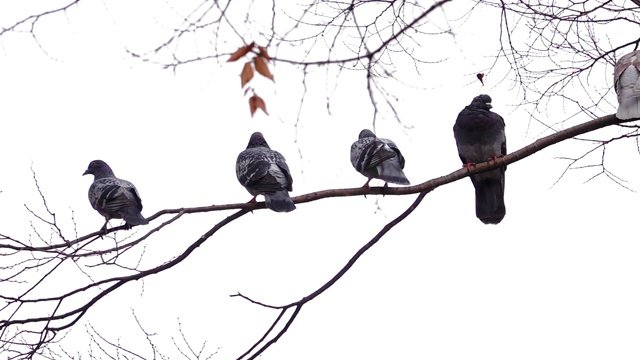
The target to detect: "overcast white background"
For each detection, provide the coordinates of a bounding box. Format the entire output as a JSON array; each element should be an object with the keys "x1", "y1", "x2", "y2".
[{"x1": 1, "y1": 1, "x2": 639, "y2": 359}]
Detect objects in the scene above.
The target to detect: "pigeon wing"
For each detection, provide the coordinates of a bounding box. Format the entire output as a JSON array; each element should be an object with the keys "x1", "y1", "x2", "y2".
[
  {"x1": 90, "y1": 178, "x2": 143, "y2": 219},
  {"x1": 353, "y1": 139, "x2": 397, "y2": 173},
  {"x1": 237, "y1": 148, "x2": 292, "y2": 192},
  {"x1": 237, "y1": 155, "x2": 271, "y2": 188}
]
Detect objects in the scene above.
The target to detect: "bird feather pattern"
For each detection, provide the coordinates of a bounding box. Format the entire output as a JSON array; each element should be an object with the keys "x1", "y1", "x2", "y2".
[
  {"x1": 350, "y1": 129, "x2": 410, "y2": 186},
  {"x1": 84, "y1": 160, "x2": 148, "y2": 229},
  {"x1": 236, "y1": 132, "x2": 296, "y2": 212}
]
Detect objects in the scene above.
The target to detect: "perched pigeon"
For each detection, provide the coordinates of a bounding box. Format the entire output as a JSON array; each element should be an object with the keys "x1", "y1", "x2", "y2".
[
  {"x1": 83, "y1": 160, "x2": 149, "y2": 230},
  {"x1": 453, "y1": 94, "x2": 507, "y2": 225},
  {"x1": 350, "y1": 129, "x2": 410, "y2": 187},
  {"x1": 236, "y1": 132, "x2": 296, "y2": 212},
  {"x1": 614, "y1": 50, "x2": 640, "y2": 120}
]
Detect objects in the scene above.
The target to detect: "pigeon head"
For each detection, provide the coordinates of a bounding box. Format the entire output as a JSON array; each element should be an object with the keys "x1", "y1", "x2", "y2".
[
  {"x1": 83, "y1": 160, "x2": 115, "y2": 178},
  {"x1": 358, "y1": 129, "x2": 376, "y2": 139},
  {"x1": 471, "y1": 94, "x2": 493, "y2": 110},
  {"x1": 246, "y1": 132, "x2": 270, "y2": 149}
]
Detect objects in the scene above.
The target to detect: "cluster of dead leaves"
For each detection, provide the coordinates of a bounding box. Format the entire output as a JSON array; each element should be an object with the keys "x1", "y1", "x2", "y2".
[{"x1": 227, "y1": 42, "x2": 274, "y2": 117}]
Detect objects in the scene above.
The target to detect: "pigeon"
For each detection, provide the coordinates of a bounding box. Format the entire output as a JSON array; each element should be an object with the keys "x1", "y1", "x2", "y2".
[
  {"x1": 453, "y1": 94, "x2": 506, "y2": 225},
  {"x1": 236, "y1": 132, "x2": 296, "y2": 212},
  {"x1": 83, "y1": 160, "x2": 149, "y2": 230},
  {"x1": 614, "y1": 50, "x2": 640, "y2": 120},
  {"x1": 350, "y1": 129, "x2": 410, "y2": 187}
]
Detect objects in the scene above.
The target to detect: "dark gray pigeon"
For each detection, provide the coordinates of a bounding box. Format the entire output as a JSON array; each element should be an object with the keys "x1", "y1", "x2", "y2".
[
  {"x1": 453, "y1": 94, "x2": 506, "y2": 225},
  {"x1": 83, "y1": 160, "x2": 149, "y2": 230},
  {"x1": 614, "y1": 50, "x2": 640, "y2": 120},
  {"x1": 236, "y1": 132, "x2": 296, "y2": 212},
  {"x1": 350, "y1": 129, "x2": 410, "y2": 187}
]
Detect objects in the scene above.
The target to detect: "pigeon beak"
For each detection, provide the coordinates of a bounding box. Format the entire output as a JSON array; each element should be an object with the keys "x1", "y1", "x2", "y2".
[
  {"x1": 82, "y1": 169, "x2": 90, "y2": 176},
  {"x1": 486, "y1": 102, "x2": 493, "y2": 109}
]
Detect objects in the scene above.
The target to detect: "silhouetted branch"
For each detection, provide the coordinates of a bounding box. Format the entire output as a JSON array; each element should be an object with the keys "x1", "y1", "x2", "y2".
[
  {"x1": 233, "y1": 190, "x2": 428, "y2": 359},
  {"x1": 0, "y1": 1, "x2": 83, "y2": 36},
  {"x1": 0, "y1": 208, "x2": 250, "y2": 358}
]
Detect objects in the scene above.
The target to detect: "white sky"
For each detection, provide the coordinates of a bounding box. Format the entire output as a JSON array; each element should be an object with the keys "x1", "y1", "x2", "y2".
[{"x1": 1, "y1": 1, "x2": 639, "y2": 359}]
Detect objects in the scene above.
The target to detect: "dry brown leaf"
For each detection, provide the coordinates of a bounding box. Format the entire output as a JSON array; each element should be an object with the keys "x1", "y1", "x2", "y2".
[
  {"x1": 249, "y1": 95, "x2": 268, "y2": 117},
  {"x1": 227, "y1": 42, "x2": 255, "y2": 62},
  {"x1": 241, "y1": 62, "x2": 254, "y2": 88},
  {"x1": 258, "y1": 46, "x2": 270, "y2": 60},
  {"x1": 254, "y1": 57, "x2": 274, "y2": 81}
]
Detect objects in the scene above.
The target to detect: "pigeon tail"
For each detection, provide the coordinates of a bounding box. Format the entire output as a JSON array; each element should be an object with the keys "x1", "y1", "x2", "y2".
[
  {"x1": 377, "y1": 159, "x2": 410, "y2": 185},
  {"x1": 616, "y1": 98, "x2": 640, "y2": 120},
  {"x1": 264, "y1": 191, "x2": 296, "y2": 212},
  {"x1": 474, "y1": 177, "x2": 505, "y2": 225},
  {"x1": 124, "y1": 210, "x2": 149, "y2": 226}
]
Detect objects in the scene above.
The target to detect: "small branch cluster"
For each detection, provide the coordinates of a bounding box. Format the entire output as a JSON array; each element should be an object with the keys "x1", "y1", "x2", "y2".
[{"x1": 482, "y1": 0, "x2": 640, "y2": 120}]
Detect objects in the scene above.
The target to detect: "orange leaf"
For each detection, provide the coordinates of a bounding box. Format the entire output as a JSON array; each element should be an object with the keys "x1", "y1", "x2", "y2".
[
  {"x1": 249, "y1": 95, "x2": 268, "y2": 117},
  {"x1": 258, "y1": 46, "x2": 270, "y2": 60},
  {"x1": 254, "y1": 57, "x2": 274, "y2": 81},
  {"x1": 240, "y1": 61, "x2": 254, "y2": 88},
  {"x1": 227, "y1": 42, "x2": 255, "y2": 62}
]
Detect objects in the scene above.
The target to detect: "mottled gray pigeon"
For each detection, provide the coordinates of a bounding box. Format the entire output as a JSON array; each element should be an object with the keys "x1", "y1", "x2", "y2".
[
  {"x1": 236, "y1": 132, "x2": 296, "y2": 212},
  {"x1": 350, "y1": 129, "x2": 410, "y2": 187},
  {"x1": 453, "y1": 94, "x2": 506, "y2": 224},
  {"x1": 614, "y1": 50, "x2": 640, "y2": 120},
  {"x1": 83, "y1": 160, "x2": 149, "y2": 230}
]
